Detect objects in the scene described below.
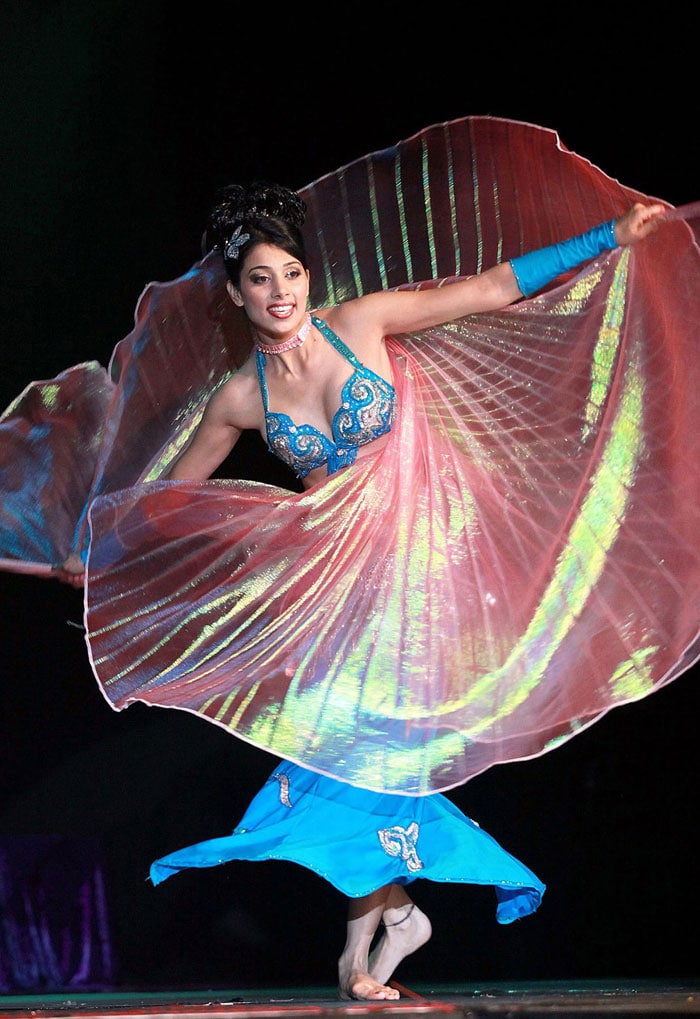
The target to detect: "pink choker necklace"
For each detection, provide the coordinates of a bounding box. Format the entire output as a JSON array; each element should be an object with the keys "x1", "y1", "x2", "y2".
[{"x1": 256, "y1": 313, "x2": 312, "y2": 355}]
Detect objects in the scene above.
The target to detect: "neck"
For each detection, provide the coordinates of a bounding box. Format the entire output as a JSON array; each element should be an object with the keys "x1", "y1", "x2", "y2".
[{"x1": 256, "y1": 313, "x2": 312, "y2": 355}]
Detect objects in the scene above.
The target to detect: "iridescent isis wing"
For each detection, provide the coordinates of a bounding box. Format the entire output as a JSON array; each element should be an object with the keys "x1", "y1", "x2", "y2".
[
  {"x1": 0, "y1": 117, "x2": 668, "y2": 576},
  {"x1": 300, "y1": 115, "x2": 656, "y2": 304},
  {"x1": 4, "y1": 116, "x2": 699, "y2": 794},
  {"x1": 0, "y1": 251, "x2": 246, "y2": 574},
  {"x1": 83, "y1": 118, "x2": 700, "y2": 792},
  {"x1": 0, "y1": 362, "x2": 112, "y2": 575}
]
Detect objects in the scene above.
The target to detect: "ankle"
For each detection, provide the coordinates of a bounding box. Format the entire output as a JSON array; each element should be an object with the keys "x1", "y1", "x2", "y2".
[{"x1": 382, "y1": 903, "x2": 415, "y2": 928}]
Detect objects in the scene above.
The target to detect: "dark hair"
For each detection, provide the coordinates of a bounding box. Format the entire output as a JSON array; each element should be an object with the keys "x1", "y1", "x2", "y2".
[{"x1": 207, "y1": 181, "x2": 308, "y2": 285}]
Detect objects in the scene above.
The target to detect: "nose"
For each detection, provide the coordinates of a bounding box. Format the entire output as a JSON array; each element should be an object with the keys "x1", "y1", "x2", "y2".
[{"x1": 271, "y1": 273, "x2": 289, "y2": 298}]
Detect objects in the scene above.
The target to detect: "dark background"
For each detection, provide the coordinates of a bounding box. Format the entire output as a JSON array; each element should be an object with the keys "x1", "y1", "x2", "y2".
[{"x1": 0, "y1": 1, "x2": 697, "y2": 993}]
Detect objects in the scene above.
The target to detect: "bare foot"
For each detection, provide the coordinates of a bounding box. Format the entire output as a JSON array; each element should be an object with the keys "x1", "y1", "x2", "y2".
[
  {"x1": 338, "y1": 971, "x2": 401, "y2": 1000},
  {"x1": 368, "y1": 904, "x2": 432, "y2": 985}
]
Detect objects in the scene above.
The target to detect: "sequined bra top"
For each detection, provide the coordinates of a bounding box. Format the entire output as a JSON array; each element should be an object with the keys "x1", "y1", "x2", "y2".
[{"x1": 256, "y1": 315, "x2": 396, "y2": 479}]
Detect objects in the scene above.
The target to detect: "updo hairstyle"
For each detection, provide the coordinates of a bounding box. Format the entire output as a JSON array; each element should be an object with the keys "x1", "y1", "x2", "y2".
[{"x1": 207, "y1": 181, "x2": 308, "y2": 286}]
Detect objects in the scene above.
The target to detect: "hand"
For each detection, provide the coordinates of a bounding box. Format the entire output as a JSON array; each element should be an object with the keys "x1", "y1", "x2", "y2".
[
  {"x1": 614, "y1": 202, "x2": 667, "y2": 246},
  {"x1": 52, "y1": 553, "x2": 85, "y2": 588}
]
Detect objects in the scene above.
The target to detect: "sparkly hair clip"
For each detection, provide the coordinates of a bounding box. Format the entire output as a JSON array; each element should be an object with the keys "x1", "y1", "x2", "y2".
[{"x1": 223, "y1": 224, "x2": 251, "y2": 260}]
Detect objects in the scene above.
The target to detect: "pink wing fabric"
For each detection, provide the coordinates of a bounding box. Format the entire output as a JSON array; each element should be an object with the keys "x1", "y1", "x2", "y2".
[
  {"x1": 83, "y1": 230, "x2": 700, "y2": 794},
  {"x1": 0, "y1": 116, "x2": 673, "y2": 574},
  {"x1": 0, "y1": 254, "x2": 247, "y2": 574},
  {"x1": 0, "y1": 362, "x2": 112, "y2": 575},
  {"x1": 2, "y1": 117, "x2": 699, "y2": 794}
]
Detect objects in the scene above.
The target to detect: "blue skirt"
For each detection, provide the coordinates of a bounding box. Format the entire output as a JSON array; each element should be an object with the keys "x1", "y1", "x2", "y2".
[{"x1": 150, "y1": 761, "x2": 545, "y2": 925}]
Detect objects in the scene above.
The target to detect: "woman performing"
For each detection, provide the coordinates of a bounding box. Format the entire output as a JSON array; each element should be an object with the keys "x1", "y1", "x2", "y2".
[{"x1": 1, "y1": 117, "x2": 698, "y2": 998}]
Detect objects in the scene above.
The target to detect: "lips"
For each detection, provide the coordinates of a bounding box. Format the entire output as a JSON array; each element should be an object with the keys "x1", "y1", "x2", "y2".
[{"x1": 268, "y1": 304, "x2": 294, "y2": 318}]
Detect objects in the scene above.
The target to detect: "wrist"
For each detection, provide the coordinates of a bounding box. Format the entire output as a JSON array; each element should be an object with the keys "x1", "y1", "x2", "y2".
[
  {"x1": 510, "y1": 219, "x2": 618, "y2": 297},
  {"x1": 602, "y1": 218, "x2": 618, "y2": 247}
]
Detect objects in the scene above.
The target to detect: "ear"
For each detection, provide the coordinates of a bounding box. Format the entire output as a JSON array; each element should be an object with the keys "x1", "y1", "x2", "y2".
[{"x1": 226, "y1": 280, "x2": 244, "y2": 308}]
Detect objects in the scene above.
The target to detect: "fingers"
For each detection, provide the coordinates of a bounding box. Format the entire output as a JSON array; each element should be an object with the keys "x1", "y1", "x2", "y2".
[
  {"x1": 617, "y1": 202, "x2": 667, "y2": 244},
  {"x1": 52, "y1": 568, "x2": 85, "y2": 588},
  {"x1": 636, "y1": 201, "x2": 667, "y2": 228},
  {"x1": 52, "y1": 554, "x2": 86, "y2": 588}
]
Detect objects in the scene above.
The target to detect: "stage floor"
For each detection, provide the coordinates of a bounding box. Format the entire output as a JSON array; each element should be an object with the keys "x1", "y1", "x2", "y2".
[{"x1": 0, "y1": 981, "x2": 698, "y2": 1018}]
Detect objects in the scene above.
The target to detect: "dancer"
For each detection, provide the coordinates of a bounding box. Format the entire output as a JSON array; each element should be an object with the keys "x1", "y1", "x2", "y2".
[
  {"x1": 3, "y1": 117, "x2": 697, "y2": 998},
  {"x1": 133, "y1": 182, "x2": 662, "y2": 1000}
]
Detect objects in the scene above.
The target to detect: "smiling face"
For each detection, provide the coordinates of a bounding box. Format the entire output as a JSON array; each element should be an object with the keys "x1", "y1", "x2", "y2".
[{"x1": 228, "y1": 243, "x2": 310, "y2": 344}]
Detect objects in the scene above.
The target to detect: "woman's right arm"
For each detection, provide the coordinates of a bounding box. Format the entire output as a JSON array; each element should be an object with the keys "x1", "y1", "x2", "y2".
[{"x1": 168, "y1": 379, "x2": 244, "y2": 481}]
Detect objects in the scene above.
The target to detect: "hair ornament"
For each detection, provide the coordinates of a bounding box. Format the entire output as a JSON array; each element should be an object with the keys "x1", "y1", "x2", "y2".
[{"x1": 224, "y1": 224, "x2": 251, "y2": 260}]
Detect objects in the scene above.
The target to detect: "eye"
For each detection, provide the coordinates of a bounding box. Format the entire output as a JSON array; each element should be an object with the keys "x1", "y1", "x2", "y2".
[
  {"x1": 250, "y1": 272, "x2": 270, "y2": 285},
  {"x1": 286, "y1": 268, "x2": 302, "y2": 280}
]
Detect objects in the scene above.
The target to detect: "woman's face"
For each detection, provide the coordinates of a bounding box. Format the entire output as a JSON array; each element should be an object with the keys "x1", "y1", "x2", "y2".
[{"x1": 228, "y1": 243, "x2": 310, "y2": 341}]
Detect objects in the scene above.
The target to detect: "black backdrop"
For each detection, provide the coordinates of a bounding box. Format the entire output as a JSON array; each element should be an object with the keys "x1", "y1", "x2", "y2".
[{"x1": 0, "y1": 2, "x2": 697, "y2": 992}]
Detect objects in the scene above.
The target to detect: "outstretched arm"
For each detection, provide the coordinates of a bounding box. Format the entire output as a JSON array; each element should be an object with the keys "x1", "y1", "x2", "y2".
[
  {"x1": 346, "y1": 202, "x2": 667, "y2": 337},
  {"x1": 509, "y1": 202, "x2": 665, "y2": 297}
]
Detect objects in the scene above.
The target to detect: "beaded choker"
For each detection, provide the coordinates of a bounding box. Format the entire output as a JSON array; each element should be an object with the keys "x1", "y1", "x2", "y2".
[{"x1": 256, "y1": 313, "x2": 312, "y2": 355}]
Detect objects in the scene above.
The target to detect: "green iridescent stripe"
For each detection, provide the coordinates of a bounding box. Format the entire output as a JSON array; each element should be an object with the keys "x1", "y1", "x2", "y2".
[
  {"x1": 143, "y1": 417, "x2": 202, "y2": 482},
  {"x1": 337, "y1": 170, "x2": 363, "y2": 299},
  {"x1": 421, "y1": 137, "x2": 438, "y2": 280},
  {"x1": 41, "y1": 383, "x2": 61, "y2": 410},
  {"x1": 394, "y1": 149, "x2": 413, "y2": 283},
  {"x1": 583, "y1": 250, "x2": 630, "y2": 440},
  {"x1": 498, "y1": 342, "x2": 650, "y2": 705},
  {"x1": 469, "y1": 119, "x2": 485, "y2": 275},
  {"x1": 366, "y1": 156, "x2": 389, "y2": 290},
  {"x1": 492, "y1": 180, "x2": 503, "y2": 267},
  {"x1": 443, "y1": 124, "x2": 460, "y2": 276},
  {"x1": 608, "y1": 644, "x2": 657, "y2": 699}
]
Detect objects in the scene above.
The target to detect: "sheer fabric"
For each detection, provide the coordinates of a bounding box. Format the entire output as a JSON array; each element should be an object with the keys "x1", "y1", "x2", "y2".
[
  {"x1": 2, "y1": 115, "x2": 687, "y2": 576},
  {"x1": 83, "y1": 244, "x2": 700, "y2": 794},
  {"x1": 0, "y1": 256, "x2": 246, "y2": 574},
  {"x1": 1, "y1": 117, "x2": 698, "y2": 794}
]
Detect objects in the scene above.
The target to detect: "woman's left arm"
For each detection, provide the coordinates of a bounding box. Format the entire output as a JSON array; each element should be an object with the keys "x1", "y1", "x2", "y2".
[{"x1": 355, "y1": 202, "x2": 667, "y2": 336}]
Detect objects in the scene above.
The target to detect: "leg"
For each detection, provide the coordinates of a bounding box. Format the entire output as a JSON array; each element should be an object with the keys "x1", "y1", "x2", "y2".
[
  {"x1": 338, "y1": 887, "x2": 400, "y2": 1000},
  {"x1": 368, "y1": 884, "x2": 432, "y2": 985}
]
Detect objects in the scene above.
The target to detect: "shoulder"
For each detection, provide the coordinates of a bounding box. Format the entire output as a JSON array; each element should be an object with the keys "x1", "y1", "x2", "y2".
[
  {"x1": 320, "y1": 288, "x2": 426, "y2": 339},
  {"x1": 320, "y1": 292, "x2": 386, "y2": 328},
  {"x1": 205, "y1": 358, "x2": 262, "y2": 428},
  {"x1": 313, "y1": 299, "x2": 395, "y2": 378},
  {"x1": 316, "y1": 295, "x2": 389, "y2": 354}
]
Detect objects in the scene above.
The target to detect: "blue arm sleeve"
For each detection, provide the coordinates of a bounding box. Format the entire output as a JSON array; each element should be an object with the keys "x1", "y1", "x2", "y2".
[{"x1": 510, "y1": 219, "x2": 618, "y2": 297}]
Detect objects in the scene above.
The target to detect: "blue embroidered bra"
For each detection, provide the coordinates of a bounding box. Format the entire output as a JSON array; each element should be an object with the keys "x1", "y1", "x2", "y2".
[{"x1": 256, "y1": 315, "x2": 395, "y2": 479}]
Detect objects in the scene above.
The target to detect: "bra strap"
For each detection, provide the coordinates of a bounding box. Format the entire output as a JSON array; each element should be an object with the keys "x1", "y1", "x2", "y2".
[
  {"x1": 255, "y1": 349, "x2": 270, "y2": 411},
  {"x1": 311, "y1": 315, "x2": 361, "y2": 367}
]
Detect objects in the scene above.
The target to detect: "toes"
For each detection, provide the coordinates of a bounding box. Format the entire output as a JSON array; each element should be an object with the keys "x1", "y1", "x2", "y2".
[{"x1": 340, "y1": 975, "x2": 401, "y2": 1001}]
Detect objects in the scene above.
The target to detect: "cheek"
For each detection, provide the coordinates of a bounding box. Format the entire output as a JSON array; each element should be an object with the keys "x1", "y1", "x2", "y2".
[
  {"x1": 237, "y1": 285, "x2": 262, "y2": 309},
  {"x1": 239, "y1": 290, "x2": 270, "y2": 319}
]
